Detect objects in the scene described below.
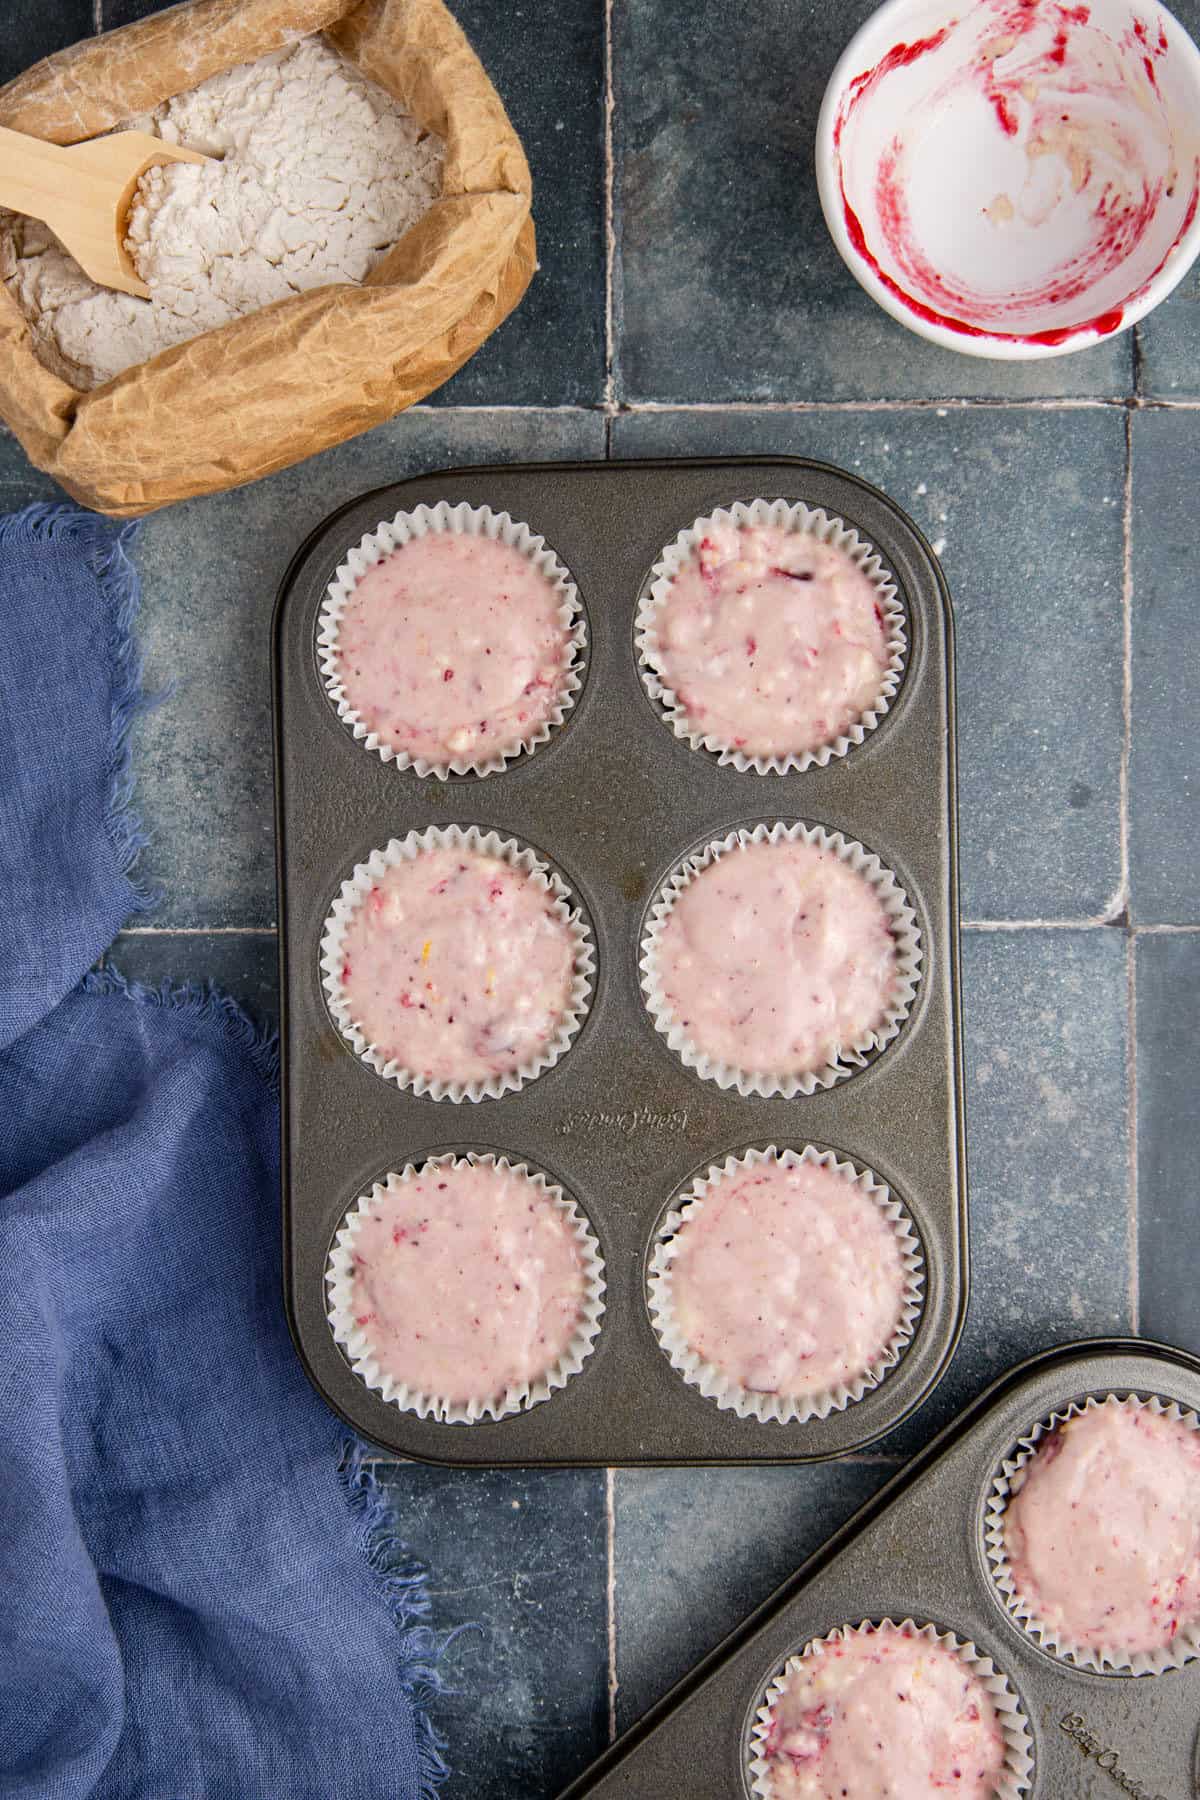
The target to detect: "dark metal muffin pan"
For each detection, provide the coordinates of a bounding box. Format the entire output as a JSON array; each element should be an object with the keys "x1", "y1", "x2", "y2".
[
  {"x1": 271, "y1": 456, "x2": 965, "y2": 1464},
  {"x1": 560, "y1": 1339, "x2": 1200, "y2": 1799}
]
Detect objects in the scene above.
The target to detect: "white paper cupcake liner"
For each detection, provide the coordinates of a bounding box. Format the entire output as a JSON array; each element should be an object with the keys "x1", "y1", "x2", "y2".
[
  {"x1": 636, "y1": 498, "x2": 906, "y2": 774},
  {"x1": 317, "y1": 501, "x2": 587, "y2": 778},
  {"x1": 748, "y1": 1620, "x2": 1033, "y2": 1800},
  {"x1": 325, "y1": 1152, "x2": 606, "y2": 1424},
  {"x1": 985, "y1": 1391, "x2": 1200, "y2": 1676},
  {"x1": 647, "y1": 1145, "x2": 924, "y2": 1425},
  {"x1": 639, "y1": 820, "x2": 922, "y2": 1098},
  {"x1": 320, "y1": 824, "x2": 595, "y2": 1102}
]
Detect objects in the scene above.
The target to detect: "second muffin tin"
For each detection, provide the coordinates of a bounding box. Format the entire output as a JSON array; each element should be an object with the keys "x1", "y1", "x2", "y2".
[
  {"x1": 559, "y1": 1339, "x2": 1200, "y2": 1798},
  {"x1": 272, "y1": 456, "x2": 965, "y2": 1463}
]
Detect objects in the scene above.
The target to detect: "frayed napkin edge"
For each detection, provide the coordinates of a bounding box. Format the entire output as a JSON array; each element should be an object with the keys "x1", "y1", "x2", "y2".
[
  {"x1": 73, "y1": 968, "x2": 459, "y2": 1792},
  {"x1": 0, "y1": 502, "x2": 159, "y2": 918},
  {"x1": 341, "y1": 1440, "x2": 459, "y2": 1797}
]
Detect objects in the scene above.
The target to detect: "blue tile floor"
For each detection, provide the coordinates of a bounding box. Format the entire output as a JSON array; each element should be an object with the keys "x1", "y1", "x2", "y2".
[{"x1": 9, "y1": 0, "x2": 1200, "y2": 1792}]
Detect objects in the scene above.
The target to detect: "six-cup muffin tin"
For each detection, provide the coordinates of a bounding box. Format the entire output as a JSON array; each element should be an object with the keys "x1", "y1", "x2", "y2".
[
  {"x1": 559, "y1": 1340, "x2": 1200, "y2": 1800},
  {"x1": 271, "y1": 456, "x2": 966, "y2": 1464}
]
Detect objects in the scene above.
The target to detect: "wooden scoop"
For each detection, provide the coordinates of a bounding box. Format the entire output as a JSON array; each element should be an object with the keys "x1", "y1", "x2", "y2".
[{"x1": 0, "y1": 125, "x2": 212, "y2": 298}]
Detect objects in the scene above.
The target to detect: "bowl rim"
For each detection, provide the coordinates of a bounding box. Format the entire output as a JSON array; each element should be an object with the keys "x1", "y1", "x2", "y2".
[{"x1": 815, "y1": 0, "x2": 1200, "y2": 360}]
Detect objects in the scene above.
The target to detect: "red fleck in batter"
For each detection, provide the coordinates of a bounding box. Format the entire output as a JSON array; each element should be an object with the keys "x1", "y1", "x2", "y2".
[
  {"x1": 655, "y1": 838, "x2": 900, "y2": 1079},
  {"x1": 333, "y1": 531, "x2": 573, "y2": 765},
  {"x1": 665, "y1": 1156, "x2": 908, "y2": 1400},
  {"x1": 338, "y1": 847, "x2": 576, "y2": 1086},
  {"x1": 647, "y1": 522, "x2": 890, "y2": 760},
  {"x1": 348, "y1": 1161, "x2": 588, "y2": 1405}
]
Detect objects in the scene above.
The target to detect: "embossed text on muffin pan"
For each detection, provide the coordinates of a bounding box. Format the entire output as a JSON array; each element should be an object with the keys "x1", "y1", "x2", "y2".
[{"x1": 272, "y1": 457, "x2": 966, "y2": 1464}]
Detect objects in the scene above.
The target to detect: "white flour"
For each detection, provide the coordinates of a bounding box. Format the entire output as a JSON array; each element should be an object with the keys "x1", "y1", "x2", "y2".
[{"x1": 0, "y1": 36, "x2": 444, "y2": 390}]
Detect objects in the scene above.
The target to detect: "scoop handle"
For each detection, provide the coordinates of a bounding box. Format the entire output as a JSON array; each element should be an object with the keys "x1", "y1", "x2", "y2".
[{"x1": 0, "y1": 125, "x2": 77, "y2": 230}]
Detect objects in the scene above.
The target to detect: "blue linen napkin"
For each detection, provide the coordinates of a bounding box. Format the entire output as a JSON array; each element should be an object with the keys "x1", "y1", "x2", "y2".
[{"x1": 0, "y1": 505, "x2": 445, "y2": 1799}]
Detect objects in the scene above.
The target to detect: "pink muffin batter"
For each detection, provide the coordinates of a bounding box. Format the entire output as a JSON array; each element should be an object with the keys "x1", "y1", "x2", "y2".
[
  {"x1": 664, "y1": 1157, "x2": 909, "y2": 1400},
  {"x1": 336, "y1": 846, "x2": 577, "y2": 1087},
  {"x1": 759, "y1": 1625, "x2": 1006, "y2": 1800},
  {"x1": 653, "y1": 837, "x2": 901, "y2": 1079},
  {"x1": 1003, "y1": 1401, "x2": 1200, "y2": 1654},
  {"x1": 331, "y1": 530, "x2": 575, "y2": 766},
  {"x1": 346, "y1": 1160, "x2": 589, "y2": 1405},
  {"x1": 648, "y1": 521, "x2": 890, "y2": 758}
]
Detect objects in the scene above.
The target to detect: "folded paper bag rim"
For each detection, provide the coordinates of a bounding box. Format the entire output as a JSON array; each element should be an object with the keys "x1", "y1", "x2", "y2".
[{"x1": 0, "y1": 0, "x2": 535, "y2": 518}]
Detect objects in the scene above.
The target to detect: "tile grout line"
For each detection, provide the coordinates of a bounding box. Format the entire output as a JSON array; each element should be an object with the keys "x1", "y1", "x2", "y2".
[
  {"x1": 962, "y1": 916, "x2": 1121, "y2": 932},
  {"x1": 11, "y1": 400, "x2": 1159, "y2": 433},
  {"x1": 118, "y1": 925, "x2": 278, "y2": 936},
  {"x1": 409, "y1": 398, "x2": 1118, "y2": 417},
  {"x1": 1127, "y1": 928, "x2": 1140, "y2": 1334},
  {"x1": 6, "y1": 399, "x2": 1200, "y2": 428},
  {"x1": 1119, "y1": 404, "x2": 1134, "y2": 921},
  {"x1": 401, "y1": 396, "x2": 1200, "y2": 418},
  {"x1": 612, "y1": 396, "x2": 1129, "y2": 414},
  {"x1": 601, "y1": 0, "x2": 617, "y2": 442},
  {"x1": 1121, "y1": 403, "x2": 1139, "y2": 1335},
  {"x1": 605, "y1": 1467, "x2": 619, "y2": 1744}
]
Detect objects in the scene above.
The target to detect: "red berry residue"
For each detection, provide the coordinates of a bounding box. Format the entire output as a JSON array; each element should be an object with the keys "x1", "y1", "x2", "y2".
[
  {"x1": 838, "y1": 25, "x2": 952, "y2": 140},
  {"x1": 834, "y1": 0, "x2": 1196, "y2": 347},
  {"x1": 990, "y1": 89, "x2": 1019, "y2": 135}
]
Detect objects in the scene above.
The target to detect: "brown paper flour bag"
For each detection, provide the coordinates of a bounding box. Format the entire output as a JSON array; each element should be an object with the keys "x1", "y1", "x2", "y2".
[{"x1": 0, "y1": 0, "x2": 534, "y2": 516}]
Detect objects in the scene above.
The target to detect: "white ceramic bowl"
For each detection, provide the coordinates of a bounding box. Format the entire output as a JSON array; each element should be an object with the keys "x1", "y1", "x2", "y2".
[{"x1": 816, "y1": 0, "x2": 1200, "y2": 358}]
